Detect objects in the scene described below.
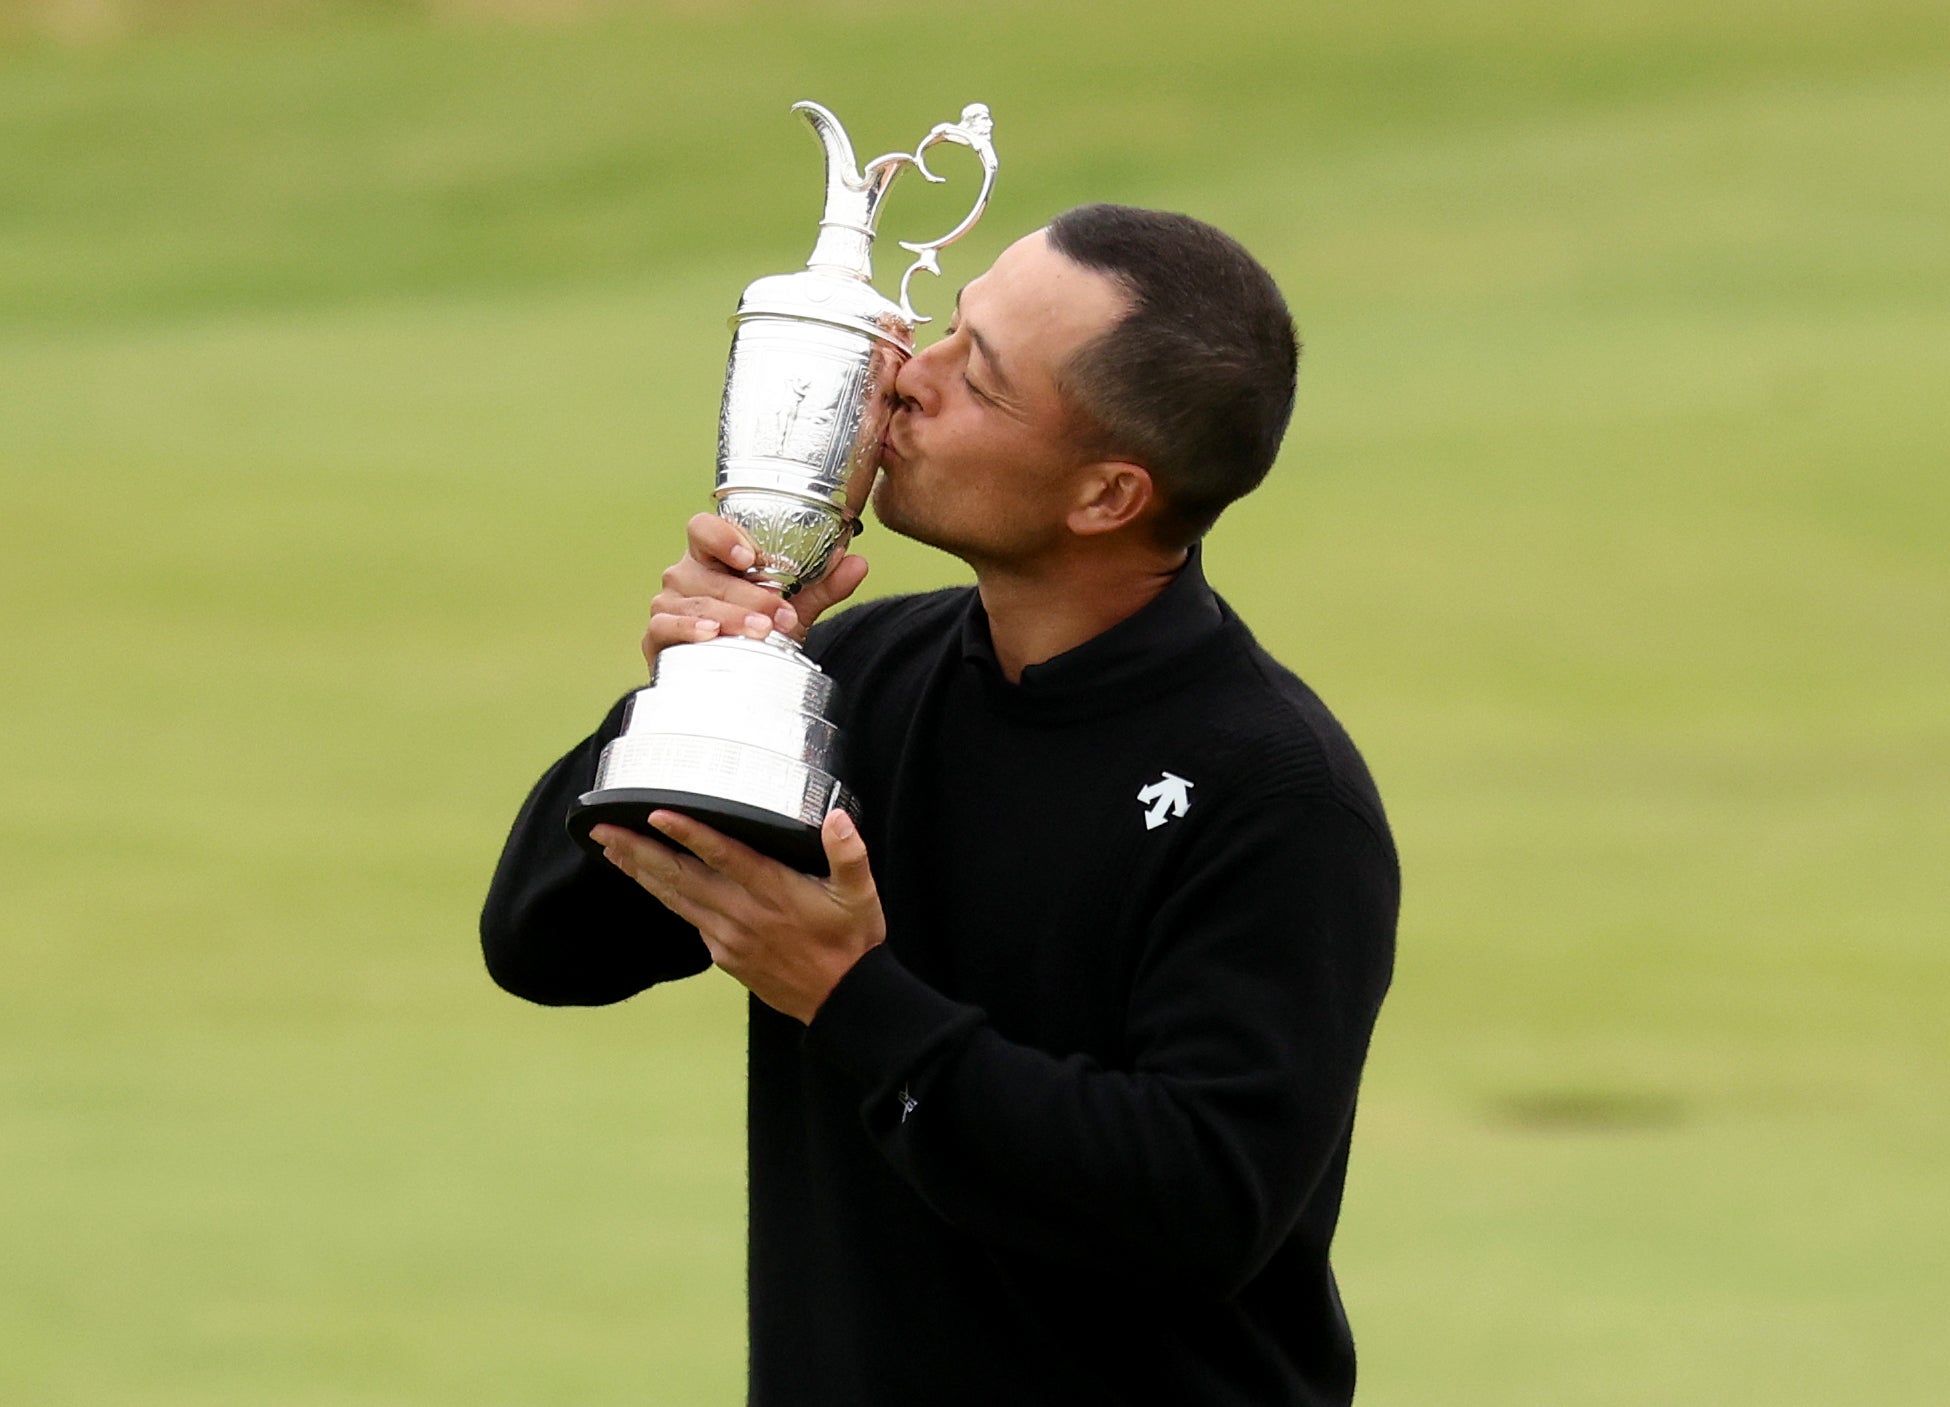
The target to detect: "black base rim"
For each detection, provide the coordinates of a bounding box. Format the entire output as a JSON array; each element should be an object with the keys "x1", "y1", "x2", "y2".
[{"x1": 567, "y1": 787, "x2": 828, "y2": 875}]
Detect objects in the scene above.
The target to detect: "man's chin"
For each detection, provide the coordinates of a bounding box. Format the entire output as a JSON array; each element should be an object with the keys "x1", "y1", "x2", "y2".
[
  {"x1": 868, "y1": 503, "x2": 918, "y2": 546},
  {"x1": 868, "y1": 482, "x2": 942, "y2": 553}
]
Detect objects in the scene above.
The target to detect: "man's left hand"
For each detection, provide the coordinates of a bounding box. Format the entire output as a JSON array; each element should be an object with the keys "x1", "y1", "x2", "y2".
[{"x1": 589, "y1": 809, "x2": 885, "y2": 1024}]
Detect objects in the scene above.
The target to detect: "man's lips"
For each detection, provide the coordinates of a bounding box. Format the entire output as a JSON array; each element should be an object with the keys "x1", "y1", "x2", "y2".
[{"x1": 879, "y1": 424, "x2": 908, "y2": 468}]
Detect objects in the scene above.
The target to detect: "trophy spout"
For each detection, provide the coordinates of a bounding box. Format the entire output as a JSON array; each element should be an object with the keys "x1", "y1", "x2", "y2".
[
  {"x1": 795, "y1": 100, "x2": 897, "y2": 281},
  {"x1": 790, "y1": 101, "x2": 1001, "y2": 323}
]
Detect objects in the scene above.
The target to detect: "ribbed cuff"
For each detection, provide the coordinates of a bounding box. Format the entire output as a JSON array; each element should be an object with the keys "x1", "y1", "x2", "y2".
[{"x1": 804, "y1": 944, "x2": 984, "y2": 1103}]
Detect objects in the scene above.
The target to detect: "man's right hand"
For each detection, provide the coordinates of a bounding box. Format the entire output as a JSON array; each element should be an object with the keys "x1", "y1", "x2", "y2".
[{"x1": 642, "y1": 513, "x2": 870, "y2": 674}]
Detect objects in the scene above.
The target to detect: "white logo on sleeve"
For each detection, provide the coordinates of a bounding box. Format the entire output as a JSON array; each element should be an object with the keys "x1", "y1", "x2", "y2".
[{"x1": 1136, "y1": 771, "x2": 1194, "y2": 830}]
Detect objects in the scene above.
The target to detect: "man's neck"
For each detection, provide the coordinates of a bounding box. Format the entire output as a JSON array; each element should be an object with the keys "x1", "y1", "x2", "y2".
[{"x1": 972, "y1": 545, "x2": 1190, "y2": 684}]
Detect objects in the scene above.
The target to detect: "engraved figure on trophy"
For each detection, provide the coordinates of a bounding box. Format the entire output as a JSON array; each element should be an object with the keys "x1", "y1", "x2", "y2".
[{"x1": 566, "y1": 100, "x2": 999, "y2": 871}]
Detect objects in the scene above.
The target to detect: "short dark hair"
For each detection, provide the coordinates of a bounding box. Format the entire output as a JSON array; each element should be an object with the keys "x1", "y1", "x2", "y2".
[{"x1": 1046, "y1": 204, "x2": 1299, "y2": 545}]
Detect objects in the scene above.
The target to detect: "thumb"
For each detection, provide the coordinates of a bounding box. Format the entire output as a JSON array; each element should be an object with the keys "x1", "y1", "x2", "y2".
[
  {"x1": 797, "y1": 552, "x2": 870, "y2": 628},
  {"x1": 821, "y1": 806, "x2": 875, "y2": 899}
]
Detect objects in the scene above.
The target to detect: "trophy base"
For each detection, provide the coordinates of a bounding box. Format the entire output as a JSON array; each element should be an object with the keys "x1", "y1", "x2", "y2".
[{"x1": 568, "y1": 786, "x2": 829, "y2": 876}]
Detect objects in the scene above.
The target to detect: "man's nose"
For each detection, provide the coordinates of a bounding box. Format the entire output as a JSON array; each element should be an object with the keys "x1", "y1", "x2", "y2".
[{"x1": 892, "y1": 339, "x2": 944, "y2": 413}]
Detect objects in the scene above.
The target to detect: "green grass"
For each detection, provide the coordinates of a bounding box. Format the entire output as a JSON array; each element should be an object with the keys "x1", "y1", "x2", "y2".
[{"x1": 3, "y1": 2, "x2": 1947, "y2": 1402}]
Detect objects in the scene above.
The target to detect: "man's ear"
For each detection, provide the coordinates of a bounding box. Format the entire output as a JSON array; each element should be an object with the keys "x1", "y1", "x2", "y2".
[{"x1": 1067, "y1": 461, "x2": 1155, "y2": 537}]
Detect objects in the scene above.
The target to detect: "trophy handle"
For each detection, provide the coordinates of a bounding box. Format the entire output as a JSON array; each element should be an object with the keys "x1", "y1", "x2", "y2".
[{"x1": 859, "y1": 104, "x2": 1000, "y2": 323}]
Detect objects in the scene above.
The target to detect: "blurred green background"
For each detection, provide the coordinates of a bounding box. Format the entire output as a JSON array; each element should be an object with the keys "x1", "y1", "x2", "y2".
[{"x1": 3, "y1": 0, "x2": 1945, "y2": 1402}]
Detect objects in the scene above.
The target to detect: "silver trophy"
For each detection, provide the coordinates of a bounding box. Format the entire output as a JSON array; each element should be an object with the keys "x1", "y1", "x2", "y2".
[{"x1": 567, "y1": 100, "x2": 999, "y2": 871}]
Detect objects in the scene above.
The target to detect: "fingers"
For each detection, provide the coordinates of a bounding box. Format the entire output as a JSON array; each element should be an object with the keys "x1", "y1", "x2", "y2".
[
  {"x1": 590, "y1": 822, "x2": 732, "y2": 929},
  {"x1": 684, "y1": 512, "x2": 757, "y2": 575},
  {"x1": 821, "y1": 807, "x2": 876, "y2": 902},
  {"x1": 648, "y1": 515, "x2": 870, "y2": 669},
  {"x1": 794, "y1": 551, "x2": 870, "y2": 628},
  {"x1": 647, "y1": 810, "x2": 774, "y2": 889},
  {"x1": 644, "y1": 594, "x2": 790, "y2": 655},
  {"x1": 667, "y1": 516, "x2": 793, "y2": 622},
  {"x1": 642, "y1": 514, "x2": 799, "y2": 670},
  {"x1": 600, "y1": 810, "x2": 884, "y2": 1025}
]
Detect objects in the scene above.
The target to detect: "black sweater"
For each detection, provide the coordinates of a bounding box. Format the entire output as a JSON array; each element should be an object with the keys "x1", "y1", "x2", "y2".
[{"x1": 481, "y1": 553, "x2": 1398, "y2": 1406}]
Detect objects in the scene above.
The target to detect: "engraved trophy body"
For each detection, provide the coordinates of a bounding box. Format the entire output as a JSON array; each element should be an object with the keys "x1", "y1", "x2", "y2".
[{"x1": 567, "y1": 101, "x2": 998, "y2": 871}]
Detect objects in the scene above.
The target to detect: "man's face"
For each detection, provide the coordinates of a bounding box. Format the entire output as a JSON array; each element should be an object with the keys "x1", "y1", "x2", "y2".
[{"x1": 873, "y1": 229, "x2": 1132, "y2": 567}]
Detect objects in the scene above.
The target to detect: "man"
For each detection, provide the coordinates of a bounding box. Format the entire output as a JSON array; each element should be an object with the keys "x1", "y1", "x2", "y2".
[{"x1": 482, "y1": 204, "x2": 1398, "y2": 1405}]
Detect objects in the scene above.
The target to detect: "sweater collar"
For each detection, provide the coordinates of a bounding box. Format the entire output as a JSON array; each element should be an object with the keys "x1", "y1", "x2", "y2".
[{"x1": 957, "y1": 545, "x2": 1226, "y2": 699}]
